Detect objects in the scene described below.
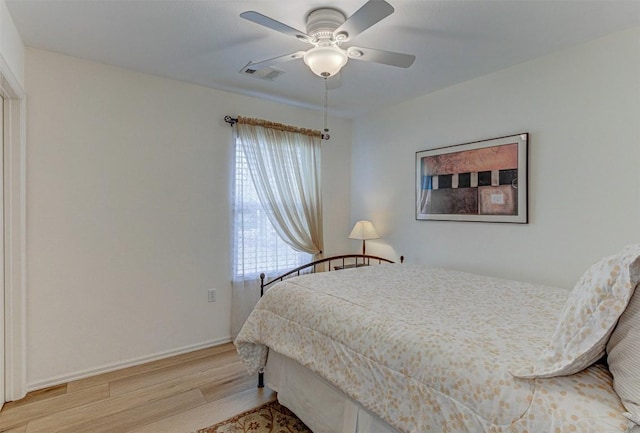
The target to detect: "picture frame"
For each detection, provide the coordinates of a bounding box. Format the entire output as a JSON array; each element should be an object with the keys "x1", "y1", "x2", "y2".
[{"x1": 415, "y1": 133, "x2": 528, "y2": 223}]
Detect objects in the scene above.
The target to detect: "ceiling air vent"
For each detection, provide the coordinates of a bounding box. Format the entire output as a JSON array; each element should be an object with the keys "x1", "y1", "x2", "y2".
[{"x1": 240, "y1": 66, "x2": 285, "y2": 81}]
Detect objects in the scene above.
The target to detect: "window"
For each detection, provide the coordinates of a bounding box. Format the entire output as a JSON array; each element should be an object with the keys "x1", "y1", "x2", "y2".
[{"x1": 233, "y1": 140, "x2": 311, "y2": 279}]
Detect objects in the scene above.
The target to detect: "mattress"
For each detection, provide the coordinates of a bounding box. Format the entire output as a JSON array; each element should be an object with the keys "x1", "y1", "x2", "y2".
[{"x1": 236, "y1": 264, "x2": 636, "y2": 433}]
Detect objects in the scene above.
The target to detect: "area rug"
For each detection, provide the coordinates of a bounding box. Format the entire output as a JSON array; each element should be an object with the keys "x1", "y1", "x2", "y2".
[{"x1": 197, "y1": 400, "x2": 313, "y2": 433}]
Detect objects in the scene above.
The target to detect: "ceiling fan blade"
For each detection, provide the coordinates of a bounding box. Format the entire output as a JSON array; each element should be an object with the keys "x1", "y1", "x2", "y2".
[
  {"x1": 333, "y1": 0, "x2": 395, "y2": 42},
  {"x1": 241, "y1": 51, "x2": 306, "y2": 72},
  {"x1": 347, "y1": 46, "x2": 415, "y2": 68},
  {"x1": 240, "y1": 11, "x2": 313, "y2": 43}
]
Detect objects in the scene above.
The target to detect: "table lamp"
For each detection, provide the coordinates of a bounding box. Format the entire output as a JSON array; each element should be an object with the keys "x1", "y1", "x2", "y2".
[{"x1": 348, "y1": 220, "x2": 379, "y2": 255}]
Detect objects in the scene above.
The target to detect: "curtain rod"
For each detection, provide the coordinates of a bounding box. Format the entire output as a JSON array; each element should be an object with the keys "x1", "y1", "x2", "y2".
[{"x1": 224, "y1": 115, "x2": 330, "y2": 140}]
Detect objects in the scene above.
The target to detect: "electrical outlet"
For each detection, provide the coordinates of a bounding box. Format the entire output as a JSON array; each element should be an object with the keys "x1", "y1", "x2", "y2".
[{"x1": 208, "y1": 288, "x2": 216, "y2": 302}]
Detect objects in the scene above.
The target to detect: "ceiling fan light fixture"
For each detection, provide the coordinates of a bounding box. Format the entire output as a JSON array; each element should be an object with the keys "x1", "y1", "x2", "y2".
[{"x1": 303, "y1": 46, "x2": 348, "y2": 77}]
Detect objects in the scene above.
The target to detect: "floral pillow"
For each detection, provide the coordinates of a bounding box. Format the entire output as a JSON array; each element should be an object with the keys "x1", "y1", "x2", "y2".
[{"x1": 513, "y1": 244, "x2": 640, "y2": 379}]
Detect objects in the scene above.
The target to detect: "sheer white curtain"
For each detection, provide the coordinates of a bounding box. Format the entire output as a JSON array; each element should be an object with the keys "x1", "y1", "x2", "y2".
[{"x1": 231, "y1": 117, "x2": 323, "y2": 336}]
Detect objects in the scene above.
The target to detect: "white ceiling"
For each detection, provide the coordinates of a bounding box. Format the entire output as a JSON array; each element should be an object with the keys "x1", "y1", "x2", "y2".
[{"x1": 6, "y1": 0, "x2": 640, "y2": 118}]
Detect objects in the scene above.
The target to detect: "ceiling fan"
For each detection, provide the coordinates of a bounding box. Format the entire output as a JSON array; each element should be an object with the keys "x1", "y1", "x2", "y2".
[{"x1": 239, "y1": 0, "x2": 416, "y2": 79}]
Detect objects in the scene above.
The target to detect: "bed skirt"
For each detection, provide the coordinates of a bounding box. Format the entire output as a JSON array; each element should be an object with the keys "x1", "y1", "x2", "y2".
[{"x1": 266, "y1": 350, "x2": 399, "y2": 433}]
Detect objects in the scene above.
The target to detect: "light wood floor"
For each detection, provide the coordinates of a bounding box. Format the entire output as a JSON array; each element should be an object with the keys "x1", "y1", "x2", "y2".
[{"x1": 0, "y1": 343, "x2": 275, "y2": 433}]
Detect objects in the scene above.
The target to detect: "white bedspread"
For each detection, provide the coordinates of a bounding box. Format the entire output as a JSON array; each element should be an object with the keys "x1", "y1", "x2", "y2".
[{"x1": 235, "y1": 264, "x2": 635, "y2": 433}]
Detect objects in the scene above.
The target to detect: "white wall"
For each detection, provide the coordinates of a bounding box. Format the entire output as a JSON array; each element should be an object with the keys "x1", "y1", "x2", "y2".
[
  {"x1": 352, "y1": 27, "x2": 640, "y2": 289},
  {"x1": 25, "y1": 48, "x2": 351, "y2": 389}
]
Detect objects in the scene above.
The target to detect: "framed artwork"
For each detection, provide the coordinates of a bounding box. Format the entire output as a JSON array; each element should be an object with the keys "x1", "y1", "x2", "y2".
[{"x1": 415, "y1": 133, "x2": 528, "y2": 223}]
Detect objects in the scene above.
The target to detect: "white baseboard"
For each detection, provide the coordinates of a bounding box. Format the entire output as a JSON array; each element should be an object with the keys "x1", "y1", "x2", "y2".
[{"x1": 26, "y1": 336, "x2": 233, "y2": 393}]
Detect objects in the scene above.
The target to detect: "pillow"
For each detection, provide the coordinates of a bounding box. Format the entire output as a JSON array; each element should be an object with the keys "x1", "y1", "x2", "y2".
[
  {"x1": 607, "y1": 281, "x2": 640, "y2": 425},
  {"x1": 513, "y1": 244, "x2": 640, "y2": 379}
]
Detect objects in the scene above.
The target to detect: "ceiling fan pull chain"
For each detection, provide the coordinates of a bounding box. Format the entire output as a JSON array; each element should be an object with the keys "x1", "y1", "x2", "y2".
[{"x1": 323, "y1": 78, "x2": 330, "y2": 140}]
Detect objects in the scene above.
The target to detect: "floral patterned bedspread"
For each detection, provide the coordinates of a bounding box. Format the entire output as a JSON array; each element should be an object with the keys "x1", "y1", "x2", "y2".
[{"x1": 235, "y1": 264, "x2": 635, "y2": 433}]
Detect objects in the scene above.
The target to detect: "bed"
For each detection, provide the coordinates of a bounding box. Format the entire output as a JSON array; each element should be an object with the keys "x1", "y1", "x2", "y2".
[{"x1": 235, "y1": 247, "x2": 640, "y2": 433}]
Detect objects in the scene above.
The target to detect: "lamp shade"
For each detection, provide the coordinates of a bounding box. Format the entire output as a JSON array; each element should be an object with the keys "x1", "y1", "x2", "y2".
[
  {"x1": 303, "y1": 46, "x2": 348, "y2": 78},
  {"x1": 348, "y1": 221, "x2": 379, "y2": 240}
]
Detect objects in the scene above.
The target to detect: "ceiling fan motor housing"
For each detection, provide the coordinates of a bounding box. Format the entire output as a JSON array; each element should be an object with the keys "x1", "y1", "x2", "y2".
[{"x1": 306, "y1": 8, "x2": 346, "y2": 41}]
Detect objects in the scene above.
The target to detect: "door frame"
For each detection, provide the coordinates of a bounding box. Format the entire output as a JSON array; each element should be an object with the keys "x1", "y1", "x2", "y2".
[{"x1": 0, "y1": 54, "x2": 27, "y2": 402}]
